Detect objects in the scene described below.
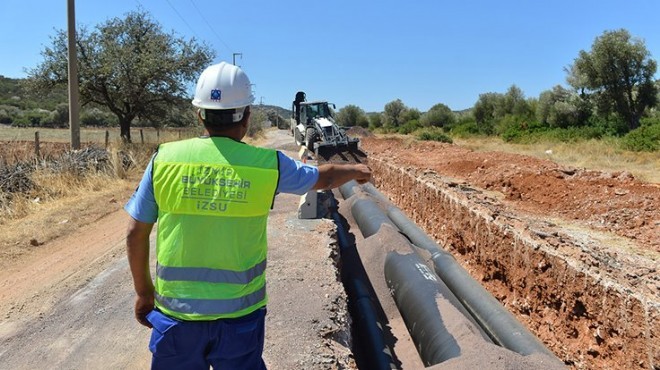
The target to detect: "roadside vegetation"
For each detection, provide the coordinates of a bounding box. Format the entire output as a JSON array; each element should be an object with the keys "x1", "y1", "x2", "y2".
[{"x1": 333, "y1": 29, "x2": 659, "y2": 156}]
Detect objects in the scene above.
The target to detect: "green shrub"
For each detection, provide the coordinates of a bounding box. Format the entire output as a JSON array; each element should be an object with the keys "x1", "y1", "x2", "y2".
[
  {"x1": 12, "y1": 109, "x2": 52, "y2": 127},
  {"x1": 0, "y1": 109, "x2": 11, "y2": 124},
  {"x1": 499, "y1": 117, "x2": 528, "y2": 142},
  {"x1": 416, "y1": 128, "x2": 453, "y2": 143},
  {"x1": 246, "y1": 109, "x2": 265, "y2": 138},
  {"x1": 621, "y1": 121, "x2": 660, "y2": 152},
  {"x1": 81, "y1": 108, "x2": 116, "y2": 126},
  {"x1": 588, "y1": 115, "x2": 628, "y2": 136},
  {"x1": 398, "y1": 120, "x2": 423, "y2": 135},
  {"x1": 451, "y1": 121, "x2": 483, "y2": 138},
  {"x1": 49, "y1": 103, "x2": 69, "y2": 127}
]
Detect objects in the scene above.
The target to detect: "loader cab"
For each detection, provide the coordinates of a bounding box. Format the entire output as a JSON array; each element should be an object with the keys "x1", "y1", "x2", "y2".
[{"x1": 301, "y1": 102, "x2": 334, "y2": 125}]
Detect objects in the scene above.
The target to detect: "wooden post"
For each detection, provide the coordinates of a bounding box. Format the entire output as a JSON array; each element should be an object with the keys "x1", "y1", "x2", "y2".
[
  {"x1": 157, "y1": 129, "x2": 160, "y2": 143},
  {"x1": 178, "y1": 130, "x2": 181, "y2": 139},
  {"x1": 34, "y1": 131, "x2": 40, "y2": 158},
  {"x1": 140, "y1": 129, "x2": 144, "y2": 144},
  {"x1": 67, "y1": 0, "x2": 81, "y2": 150},
  {"x1": 105, "y1": 130, "x2": 110, "y2": 149}
]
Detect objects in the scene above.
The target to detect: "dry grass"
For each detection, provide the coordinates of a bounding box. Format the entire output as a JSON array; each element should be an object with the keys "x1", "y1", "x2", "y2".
[
  {"x1": 453, "y1": 136, "x2": 660, "y2": 184},
  {"x1": 0, "y1": 141, "x2": 157, "y2": 221}
]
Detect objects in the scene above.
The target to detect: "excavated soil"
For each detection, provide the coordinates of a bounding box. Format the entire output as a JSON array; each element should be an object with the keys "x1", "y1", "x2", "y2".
[{"x1": 360, "y1": 137, "x2": 659, "y2": 370}]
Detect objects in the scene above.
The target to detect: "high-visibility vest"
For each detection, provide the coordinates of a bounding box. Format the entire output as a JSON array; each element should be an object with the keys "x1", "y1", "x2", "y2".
[{"x1": 152, "y1": 136, "x2": 279, "y2": 320}]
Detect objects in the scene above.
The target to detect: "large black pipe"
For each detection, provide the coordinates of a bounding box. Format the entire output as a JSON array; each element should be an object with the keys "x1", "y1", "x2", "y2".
[
  {"x1": 350, "y1": 198, "x2": 396, "y2": 239},
  {"x1": 345, "y1": 183, "x2": 560, "y2": 361},
  {"x1": 385, "y1": 252, "x2": 492, "y2": 366},
  {"x1": 327, "y1": 194, "x2": 396, "y2": 370}
]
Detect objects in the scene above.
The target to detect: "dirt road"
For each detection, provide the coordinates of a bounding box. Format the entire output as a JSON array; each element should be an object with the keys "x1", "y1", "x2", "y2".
[{"x1": 0, "y1": 129, "x2": 352, "y2": 369}]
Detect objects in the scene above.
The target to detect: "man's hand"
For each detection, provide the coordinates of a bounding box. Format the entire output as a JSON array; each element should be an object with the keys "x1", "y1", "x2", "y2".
[
  {"x1": 314, "y1": 163, "x2": 373, "y2": 190},
  {"x1": 353, "y1": 164, "x2": 371, "y2": 184},
  {"x1": 135, "y1": 293, "x2": 154, "y2": 328}
]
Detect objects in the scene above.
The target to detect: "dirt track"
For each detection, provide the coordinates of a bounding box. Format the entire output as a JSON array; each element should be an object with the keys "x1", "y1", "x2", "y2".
[{"x1": 0, "y1": 130, "x2": 353, "y2": 369}]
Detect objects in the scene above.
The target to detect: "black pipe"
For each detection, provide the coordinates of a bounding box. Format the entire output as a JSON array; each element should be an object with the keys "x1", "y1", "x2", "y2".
[
  {"x1": 339, "y1": 180, "x2": 359, "y2": 202},
  {"x1": 327, "y1": 194, "x2": 396, "y2": 370},
  {"x1": 385, "y1": 252, "x2": 492, "y2": 366},
  {"x1": 357, "y1": 184, "x2": 560, "y2": 360},
  {"x1": 350, "y1": 198, "x2": 396, "y2": 238}
]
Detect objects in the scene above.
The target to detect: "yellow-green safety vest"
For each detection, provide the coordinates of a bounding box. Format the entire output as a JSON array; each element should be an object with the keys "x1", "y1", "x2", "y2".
[{"x1": 152, "y1": 136, "x2": 279, "y2": 320}]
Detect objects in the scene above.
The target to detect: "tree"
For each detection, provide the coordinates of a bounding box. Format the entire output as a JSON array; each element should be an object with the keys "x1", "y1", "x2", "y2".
[
  {"x1": 400, "y1": 108, "x2": 420, "y2": 125},
  {"x1": 473, "y1": 92, "x2": 503, "y2": 132},
  {"x1": 369, "y1": 112, "x2": 383, "y2": 129},
  {"x1": 568, "y1": 29, "x2": 658, "y2": 130},
  {"x1": 502, "y1": 85, "x2": 532, "y2": 117},
  {"x1": 420, "y1": 103, "x2": 455, "y2": 127},
  {"x1": 383, "y1": 99, "x2": 408, "y2": 128},
  {"x1": 537, "y1": 85, "x2": 592, "y2": 128},
  {"x1": 266, "y1": 109, "x2": 287, "y2": 129},
  {"x1": 27, "y1": 10, "x2": 214, "y2": 142},
  {"x1": 336, "y1": 104, "x2": 367, "y2": 127}
]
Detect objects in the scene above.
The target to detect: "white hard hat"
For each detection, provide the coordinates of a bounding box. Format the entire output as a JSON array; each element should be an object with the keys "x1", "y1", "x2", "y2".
[{"x1": 192, "y1": 62, "x2": 255, "y2": 111}]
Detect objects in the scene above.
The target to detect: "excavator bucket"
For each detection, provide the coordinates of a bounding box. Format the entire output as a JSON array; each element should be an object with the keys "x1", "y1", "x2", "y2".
[{"x1": 315, "y1": 139, "x2": 367, "y2": 164}]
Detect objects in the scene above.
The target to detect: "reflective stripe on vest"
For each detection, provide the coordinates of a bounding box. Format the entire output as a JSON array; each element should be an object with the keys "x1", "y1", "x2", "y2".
[
  {"x1": 156, "y1": 260, "x2": 267, "y2": 284},
  {"x1": 152, "y1": 137, "x2": 279, "y2": 320},
  {"x1": 155, "y1": 285, "x2": 266, "y2": 315}
]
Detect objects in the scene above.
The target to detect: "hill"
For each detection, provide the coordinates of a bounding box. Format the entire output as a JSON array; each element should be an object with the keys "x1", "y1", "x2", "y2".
[{"x1": 252, "y1": 104, "x2": 291, "y2": 120}]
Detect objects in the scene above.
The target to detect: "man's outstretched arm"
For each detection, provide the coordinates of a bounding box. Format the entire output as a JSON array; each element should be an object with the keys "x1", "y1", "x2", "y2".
[{"x1": 313, "y1": 163, "x2": 371, "y2": 190}]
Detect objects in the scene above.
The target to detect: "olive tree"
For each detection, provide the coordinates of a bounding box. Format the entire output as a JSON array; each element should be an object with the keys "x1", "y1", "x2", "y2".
[
  {"x1": 369, "y1": 112, "x2": 383, "y2": 129},
  {"x1": 27, "y1": 10, "x2": 214, "y2": 142},
  {"x1": 336, "y1": 104, "x2": 368, "y2": 127},
  {"x1": 537, "y1": 85, "x2": 591, "y2": 128},
  {"x1": 420, "y1": 103, "x2": 455, "y2": 127},
  {"x1": 382, "y1": 99, "x2": 408, "y2": 128},
  {"x1": 568, "y1": 29, "x2": 657, "y2": 130}
]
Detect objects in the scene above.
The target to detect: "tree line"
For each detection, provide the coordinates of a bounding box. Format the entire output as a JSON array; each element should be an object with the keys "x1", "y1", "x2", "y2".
[{"x1": 333, "y1": 29, "x2": 659, "y2": 151}]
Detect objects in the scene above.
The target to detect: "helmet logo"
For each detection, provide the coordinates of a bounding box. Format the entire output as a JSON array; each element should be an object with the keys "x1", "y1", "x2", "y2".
[{"x1": 210, "y1": 89, "x2": 221, "y2": 101}]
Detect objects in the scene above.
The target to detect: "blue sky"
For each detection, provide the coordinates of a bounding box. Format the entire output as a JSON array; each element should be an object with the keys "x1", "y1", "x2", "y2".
[{"x1": 1, "y1": 1, "x2": 659, "y2": 112}]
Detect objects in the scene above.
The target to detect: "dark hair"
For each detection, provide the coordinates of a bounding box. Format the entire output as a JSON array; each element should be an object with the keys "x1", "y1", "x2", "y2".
[{"x1": 203, "y1": 106, "x2": 250, "y2": 129}]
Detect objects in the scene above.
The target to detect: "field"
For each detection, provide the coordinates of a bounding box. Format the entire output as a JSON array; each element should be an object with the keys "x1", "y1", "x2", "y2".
[{"x1": 0, "y1": 125, "x2": 202, "y2": 145}]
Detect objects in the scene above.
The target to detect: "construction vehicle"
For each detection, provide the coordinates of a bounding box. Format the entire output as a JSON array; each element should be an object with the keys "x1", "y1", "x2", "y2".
[{"x1": 291, "y1": 91, "x2": 360, "y2": 159}]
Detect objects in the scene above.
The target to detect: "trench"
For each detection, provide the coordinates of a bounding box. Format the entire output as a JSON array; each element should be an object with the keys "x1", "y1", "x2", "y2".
[
  {"x1": 326, "y1": 182, "x2": 567, "y2": 369},
  {"x1": 360, "y1": 156, "x2": 659, "y2": 370}
]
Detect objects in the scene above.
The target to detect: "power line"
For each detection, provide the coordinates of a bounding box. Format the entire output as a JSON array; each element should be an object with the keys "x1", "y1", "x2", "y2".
[
  {"x1": 189, "y1": 0, "x2": 233, "y2": 54},
  {"x1": 133, "y1": 0, "x2": 201, "y2": 42},
  {"x1": 162, "y1": 0, "x2": 204, "y2": 42}
]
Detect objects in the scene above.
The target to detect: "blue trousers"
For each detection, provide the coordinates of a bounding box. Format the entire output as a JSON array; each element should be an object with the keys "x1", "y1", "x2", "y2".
[{"x1": 146, "y1": 308, "x2": 267, "y2": 370}]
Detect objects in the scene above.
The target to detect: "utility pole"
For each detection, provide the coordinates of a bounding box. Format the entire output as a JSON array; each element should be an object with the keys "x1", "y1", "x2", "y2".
[
  {"x1": 232, "y1": 52, "x2": 242, "y2": 66},
  {"x1": 67, "y1": 0, "x2": 80, "y2": 149}
]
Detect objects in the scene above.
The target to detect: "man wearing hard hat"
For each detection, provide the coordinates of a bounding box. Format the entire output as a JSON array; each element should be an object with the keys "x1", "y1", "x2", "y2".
[{"x1": 125, "y1": 62, "x2": 371, "y2": 369}]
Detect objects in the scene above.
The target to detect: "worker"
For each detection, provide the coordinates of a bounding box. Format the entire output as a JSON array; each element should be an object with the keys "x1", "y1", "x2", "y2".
[{"x1": 125, "y1": 61, "x2": 371, "y2": 370}]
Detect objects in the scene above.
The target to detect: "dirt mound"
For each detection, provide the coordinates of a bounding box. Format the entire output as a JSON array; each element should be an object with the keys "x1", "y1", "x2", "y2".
[
  {"x1": 346, "y1": 127, "x2": 375, "y2": 138},
  {"x1": 361, "y1": 137, "x2": 659, "y2": 253}
]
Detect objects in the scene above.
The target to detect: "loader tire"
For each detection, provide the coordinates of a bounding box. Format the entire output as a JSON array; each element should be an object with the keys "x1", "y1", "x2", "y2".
[{"x1": 305, "y1": 127, "x2": 318, "y2": 151}]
